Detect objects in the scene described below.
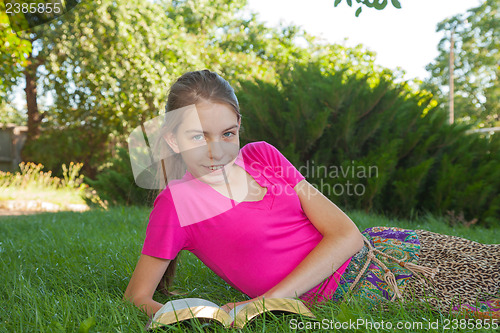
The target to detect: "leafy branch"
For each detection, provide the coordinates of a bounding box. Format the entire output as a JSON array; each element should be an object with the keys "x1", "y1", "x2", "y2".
[{"x1": 334, "y1": 0, "x2": 402, "y2": 17}]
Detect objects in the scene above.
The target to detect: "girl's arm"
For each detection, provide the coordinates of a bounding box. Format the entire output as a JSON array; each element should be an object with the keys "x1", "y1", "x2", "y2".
[
  {"x1": 223, "y1": 179, "x2": 363, "y2": 310},
  {"x1": 262, "y1": 179, "x2": 364, "y2": 298},
  {"x1": 123, "y1": 254, "x2": 171, "y2": 316}
]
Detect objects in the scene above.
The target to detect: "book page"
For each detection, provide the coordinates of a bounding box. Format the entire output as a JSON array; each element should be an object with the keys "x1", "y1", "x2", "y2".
[
  {"x1": 229, "y1": 303, "x2": 248, "y2": 321},
  {"x1": 153, "y1": 298, "x2": 221, "y2": 321},
  {"x1": 232, "y1": 298, "x2": 315, "y2": 328}
]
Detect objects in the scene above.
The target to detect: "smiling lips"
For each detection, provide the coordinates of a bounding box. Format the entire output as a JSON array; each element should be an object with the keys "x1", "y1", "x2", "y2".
[{"x1": 206, "y1": 164, "x2": 225, "y2": 171}]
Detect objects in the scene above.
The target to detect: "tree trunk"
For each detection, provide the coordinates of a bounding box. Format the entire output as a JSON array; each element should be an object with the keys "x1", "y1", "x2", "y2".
[
  {"x1": 449, "y1": 28, "x2": 455, "y2": 124},
  {"x1": 24, "y1": 51, "x2": 42, "y2": 142}
]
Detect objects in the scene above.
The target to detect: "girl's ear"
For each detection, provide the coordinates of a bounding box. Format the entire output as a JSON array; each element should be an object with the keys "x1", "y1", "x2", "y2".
[{"x1": 164, "y1": 133, "x2": 180, "y2": 154}]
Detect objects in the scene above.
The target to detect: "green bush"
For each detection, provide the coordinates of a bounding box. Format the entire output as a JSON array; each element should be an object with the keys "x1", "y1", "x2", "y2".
[
  {"x1": 86, "y1": 147, "x2": 154, "y2": 206},
  {"x1": 237, "y1": 63, "x2": 499, "y2": 226},
  {"x1": 22, "y1": 125, "x2": 110, "y2": 178},
  {"x1": 22, "y1": 128, "x2": 155, "y2": 207}
]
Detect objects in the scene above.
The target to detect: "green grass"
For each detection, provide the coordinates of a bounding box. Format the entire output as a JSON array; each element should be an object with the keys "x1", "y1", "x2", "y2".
[{"x1": 0, "y1": 208, "x2": 498, "y2": 332}]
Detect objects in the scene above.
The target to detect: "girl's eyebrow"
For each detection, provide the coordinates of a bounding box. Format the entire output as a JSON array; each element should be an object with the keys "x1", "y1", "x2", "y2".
[{"x1": 184, "y1": 125, "x2": 238, "y2": 134}]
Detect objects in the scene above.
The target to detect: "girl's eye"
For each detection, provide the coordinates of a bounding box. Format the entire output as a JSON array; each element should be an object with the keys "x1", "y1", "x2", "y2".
[
  {"x1": 192, "y1": 134, "x2": 205, "y2": 141},
  {"x1": 223, "y1": 131, "x2": 235, "y2": 138}
]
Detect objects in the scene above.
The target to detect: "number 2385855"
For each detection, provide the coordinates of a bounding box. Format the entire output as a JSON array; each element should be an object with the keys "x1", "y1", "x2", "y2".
[
  {"x1": 443, "y1": 319, "x2": 498, "y2": 330},
  {"x1": 6, "y1": 2, "x2": 62, "y2": 15}
]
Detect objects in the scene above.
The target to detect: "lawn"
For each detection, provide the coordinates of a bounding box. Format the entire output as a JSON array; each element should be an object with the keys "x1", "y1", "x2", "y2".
[{"x1": 0, "y1": 207, "x2": 498, "y2": 332}]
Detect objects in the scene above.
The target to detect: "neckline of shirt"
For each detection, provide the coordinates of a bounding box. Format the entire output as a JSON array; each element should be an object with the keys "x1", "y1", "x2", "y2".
[{"x1": 182, "y1": 150, "x2": 274, "y2": 208}]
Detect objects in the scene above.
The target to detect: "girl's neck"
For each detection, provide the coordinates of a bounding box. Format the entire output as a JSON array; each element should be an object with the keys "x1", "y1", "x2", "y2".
[
  {"x1": 209, "y1": 164, "x2": 246, "y2": 192},
  {"x1": 208, "y1": 164, "x2": 267, "y2": 203}
]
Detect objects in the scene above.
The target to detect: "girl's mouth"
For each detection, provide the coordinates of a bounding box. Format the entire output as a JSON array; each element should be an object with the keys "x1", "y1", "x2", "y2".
[{"x1": 205, "y1": 164, "x2": 225, "y2": 171}]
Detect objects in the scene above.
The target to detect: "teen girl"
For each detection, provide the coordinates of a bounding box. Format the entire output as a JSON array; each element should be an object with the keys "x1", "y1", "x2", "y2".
[{"x1": 124, "y1": 70, "x2": 500, "y2": 319}]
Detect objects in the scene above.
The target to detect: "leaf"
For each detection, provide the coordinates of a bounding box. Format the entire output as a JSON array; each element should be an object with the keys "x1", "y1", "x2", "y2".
[
  {"x1": 355, "y1": 6, "x2": 362, "y2": 16},
  {"x1": 347, "y1": 0, "x2": 352, "y2": 6},
  {"x1": 391, "y1": 0, "x2": 401, "y2": 9},
  {"x1": 334, "y1": 0, "x2": 342, "y2": 7},
  {"x1": 374, "y1": 0, "x2": 388, "y2": 10},
  {"x1": 78, "y1": 317, "x2": 96, "y2": 333}
]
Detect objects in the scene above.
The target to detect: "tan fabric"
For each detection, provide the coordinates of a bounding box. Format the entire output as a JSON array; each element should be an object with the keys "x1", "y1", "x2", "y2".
[{"x1": 404, "y1": 230, "x2": 500, "y2": 312}]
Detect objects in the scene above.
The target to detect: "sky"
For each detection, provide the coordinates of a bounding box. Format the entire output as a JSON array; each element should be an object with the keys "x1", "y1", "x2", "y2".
[{"x1": 245, "y1": 0, "x2": 482, "y2": 81}]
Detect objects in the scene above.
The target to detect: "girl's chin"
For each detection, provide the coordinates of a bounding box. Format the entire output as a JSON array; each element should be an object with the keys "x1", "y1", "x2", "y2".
[{"x1": 198, "y1": 177, "x2": 226, "y2": 186}]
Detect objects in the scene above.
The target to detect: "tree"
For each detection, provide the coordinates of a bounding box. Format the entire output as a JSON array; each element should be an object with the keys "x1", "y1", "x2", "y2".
[
  {"x1": 17, "y1": 0, "x2": 194, "y2": 172},
  {"x1": 1, "y1": 6, "x2": 42, "y2": 142},
  {"x1": 424, "y1": 0, "x2": 499, "y2": 127},
  {"x1": 14, "y1": 0, "x2": 314, "y2": 174},
  {"x1": 36, "y1": 0, "x2": 291, "y2": 137}
]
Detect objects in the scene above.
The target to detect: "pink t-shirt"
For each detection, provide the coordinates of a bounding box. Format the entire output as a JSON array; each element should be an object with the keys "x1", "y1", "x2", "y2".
[{"x1": 142, "y1": 141, "x2": 351, "y2": 304}]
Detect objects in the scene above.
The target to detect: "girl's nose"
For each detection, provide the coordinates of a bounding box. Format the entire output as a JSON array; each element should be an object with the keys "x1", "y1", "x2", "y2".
[{"x1": 207, "y1": 141, "x2": 224, "y2": 161}]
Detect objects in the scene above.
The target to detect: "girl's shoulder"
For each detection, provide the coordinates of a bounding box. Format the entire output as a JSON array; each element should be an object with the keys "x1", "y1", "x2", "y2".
[
  {"x1": 151, "y1": 186, "x2": 175, "y2": 210},
  {"x1": 241, "y1": 140, "x2": 274, "y2": 153},
  {"x1": 240, "y1": 141, "x2": 304, "y2": 187},
  {"x1": 240, "y1": 141, "x2": 284, "y2": 167}
]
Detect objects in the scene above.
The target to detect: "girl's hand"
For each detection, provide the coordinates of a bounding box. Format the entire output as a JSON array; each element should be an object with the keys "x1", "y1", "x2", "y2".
[{"x1": 221, "y1": 296, "x2": 265, "y2": 312}]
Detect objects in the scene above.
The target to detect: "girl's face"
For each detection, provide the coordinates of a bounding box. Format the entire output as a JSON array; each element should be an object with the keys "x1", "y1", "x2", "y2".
[{"x1": 166, "y1": 101, "x2": 241, "y2": 186}]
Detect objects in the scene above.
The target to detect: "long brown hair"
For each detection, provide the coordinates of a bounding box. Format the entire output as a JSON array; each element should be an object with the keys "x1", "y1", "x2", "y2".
[{"x1": 155, "y1": 70, "x2": 241, "y2": 295}]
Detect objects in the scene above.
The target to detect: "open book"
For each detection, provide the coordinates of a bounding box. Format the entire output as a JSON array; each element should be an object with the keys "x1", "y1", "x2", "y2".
[{"x1": 147, "y1": 297, "x2": 315, "y2": 329}]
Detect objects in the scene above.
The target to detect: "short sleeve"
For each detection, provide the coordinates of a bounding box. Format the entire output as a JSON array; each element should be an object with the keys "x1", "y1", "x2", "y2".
[
  {"x1": 244, "y1": 141, "x2": 305, "y2": 188},
  {"x1": 141, "y1": 190, "x2": 189, "y2": 259}
]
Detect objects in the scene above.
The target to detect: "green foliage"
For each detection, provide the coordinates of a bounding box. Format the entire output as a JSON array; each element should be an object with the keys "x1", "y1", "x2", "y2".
[
  {"x1": 9, "y1": 0, "x2": 328, "y2": 205},
  {"x1": 3, "y1": 0, "x2": 405, "y2": 209},
  {"x1": 28, "y1": 0, "x2": 305, "y2": 139},
  {"x1": 35, "y1": 0, "x2": 182, "y2": 136},
  {"x1": 86, "y1": 147, "x2": 153, "y2": 206},
  {"x1": 0, "y1": 101, "x2": 26, "y2": 125},
  {"x1": 22, "y1": 125, "x2": 110, "y2": 177},
  {"x1": 392, "y1": 158, "x2": 434, "y2": 215},
  {"x1": 424, "y1": 0, "x2": 499, "y2": 127},
  {"x1": 334, "y1": 0, "x2": 403, "y2": 17},
  {"x1": 0, "y1": 161, "x2": 105, "y2": 207},
  {"x1": 425, "y1": 131, "x2": 500, "y2": 226},
  {"x1": 0, "y1": 161, "x2": 82, "y2": 189},
  {"x1": 11, "y1": 0, "x2": 316, "y2": 175},
  {"x1": 238, "y1": 63, "x2": 499, "y2": 226},
  {"x1": 0, "y1": 2, "x2": 31, "y2": 102},
  {"x1": 2, "y1": 0, "x2": 496, "y2": 226},
  {"x1": 165, "y1": 0, "x2": 248, "y2": 34}
]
